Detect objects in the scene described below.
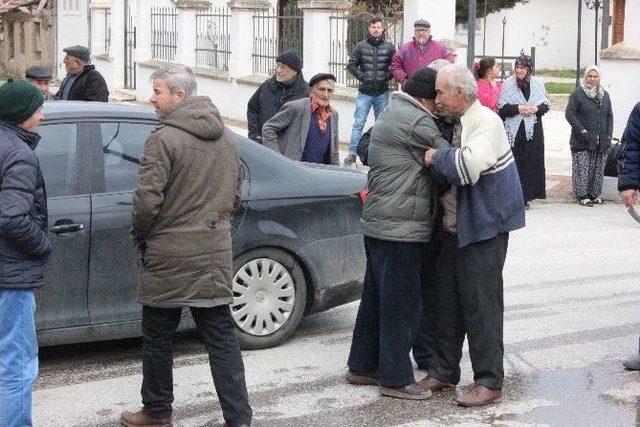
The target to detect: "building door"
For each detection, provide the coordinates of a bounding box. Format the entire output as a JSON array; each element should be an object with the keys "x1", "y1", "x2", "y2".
[
  {"x1": 124, "y1": 0, "x2": 136, "y2": 89},
  {"x1": 613, "y1": 0, "x2": 625, "y2": 44}
]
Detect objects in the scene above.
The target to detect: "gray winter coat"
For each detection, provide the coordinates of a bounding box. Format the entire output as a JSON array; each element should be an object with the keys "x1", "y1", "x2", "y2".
[
  {"x1": 261, "y1": 98, "x2": 340, "y2": 165},
  {"x1": 565, "y1": 88, "x2": 613, "y2": 153},
  {"x1": 132, "y1": 96, "x2": 242, "y2": 308},
  {"x1": 0, "y1": 122, "x2": 51, "y2": 289},
  {"x1": 361, "y1": 92, "x2": 449, "y2": 242}
]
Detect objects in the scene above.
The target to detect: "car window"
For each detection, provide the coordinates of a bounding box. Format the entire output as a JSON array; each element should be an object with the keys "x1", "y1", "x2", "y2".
[
  {"x1": 98, "y1": 122, "x2": 156, "y2": 193},
  {"x1": 36, "y1": 123, "x2": 80, "y2": 198}
]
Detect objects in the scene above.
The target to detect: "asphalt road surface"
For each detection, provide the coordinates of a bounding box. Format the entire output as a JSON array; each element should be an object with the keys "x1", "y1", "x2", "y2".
[{"x1": 34, "y1": 202, "x2": 640, "y2": 426}]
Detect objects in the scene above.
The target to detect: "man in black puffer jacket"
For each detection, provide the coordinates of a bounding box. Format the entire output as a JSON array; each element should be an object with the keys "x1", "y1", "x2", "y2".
[
  {"x1": 0, "y1": 79, "x2": 51, "y2": 427},
  {"x1": 247, "y1": 50, "x2": 308, "y2": 144},
  {"x1": 345, "y1": 16, "x2": 396, "y2": 166}
]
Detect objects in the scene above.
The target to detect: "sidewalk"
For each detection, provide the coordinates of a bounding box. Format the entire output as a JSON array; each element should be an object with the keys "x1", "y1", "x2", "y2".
[{"x1": 224, "y1": 109, "x2": 584, "y2": 203}]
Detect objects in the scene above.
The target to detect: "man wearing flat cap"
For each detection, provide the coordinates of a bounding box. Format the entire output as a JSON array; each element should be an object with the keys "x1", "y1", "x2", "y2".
[
  {"x1": 247, "y1": 50, "x2": 308, "y2": 144},
  {"x1": 56, "y1": 45, "x2": 109, "y2": 102},
  {"x1": 0, "y1": 79, "x2": 51, "y2": 427},
  {"x1": 262, "y1": 73, "x2": 339, "y2": 165},
  {"x1": 347, "y1": 67, "x2": 449, "y2": 400},
  {"x1": 391, "y1": 19, "x2": 455, "y2": 85},
  {"x1": 25, "y1": 65, "x2": 53, "y2": 100}
]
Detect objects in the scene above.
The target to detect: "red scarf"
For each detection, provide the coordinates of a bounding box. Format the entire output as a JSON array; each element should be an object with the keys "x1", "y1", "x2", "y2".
[{"x1": 311, "y1": 99, "x2": 332, "y2": 134}]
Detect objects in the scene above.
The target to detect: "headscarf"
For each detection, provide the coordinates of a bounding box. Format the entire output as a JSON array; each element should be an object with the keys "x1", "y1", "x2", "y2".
[
  {"x1": 497, "y1": 72, "x2": 550, "y2": 146},
  {"x1": 580, "y1": 65, "x2": 604, "y2": 103}
]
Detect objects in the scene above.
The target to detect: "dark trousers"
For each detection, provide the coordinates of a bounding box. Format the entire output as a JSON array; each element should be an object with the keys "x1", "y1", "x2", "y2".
[
  {"x1": 141, "y1": 305, "x2": 252, "y2": 426},
  {"x1": 429, "y1": 232, "x2": 508, "y2": 390},
  {"x1": 412, "y1": 240, "x2": 440, "y2": 370},
  {"x1": 347, "y1": 236, "x2": 426, "y2": 388}
]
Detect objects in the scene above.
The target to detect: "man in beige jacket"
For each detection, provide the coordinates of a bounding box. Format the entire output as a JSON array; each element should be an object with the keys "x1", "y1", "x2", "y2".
[{"x1": 120, "y1": 64, "x2": 252, "y2": 427}]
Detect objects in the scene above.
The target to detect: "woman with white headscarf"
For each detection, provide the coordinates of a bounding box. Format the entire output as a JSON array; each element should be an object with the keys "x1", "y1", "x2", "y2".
[
  {"x1": 564, "y1": 65, "x2": 613, "y2": 206},
  {"x1": 498, "y1": 54, "x2": 551, "y2": 209}
]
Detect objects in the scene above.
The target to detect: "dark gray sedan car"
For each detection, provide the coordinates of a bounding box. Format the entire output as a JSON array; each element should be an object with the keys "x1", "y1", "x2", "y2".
[{"x1": 35, "y1": 101, "x2": 366, "y2": 349}]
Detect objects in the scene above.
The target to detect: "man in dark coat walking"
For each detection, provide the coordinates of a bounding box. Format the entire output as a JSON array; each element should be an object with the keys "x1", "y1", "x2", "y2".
[
  {"x1": 120, "y1": 64, "x2": 252, "y2": 427},
  {"x1": 247, "y1": 50, "x2": 308, "y2": 144},
  {"x1": 56, "y1": 45, "x2": 109, "y2": 102},
  {"x1": 0, "y1": 79, "x2": 51, "y2": 427},
  {"x1": 344, "y1": 16, "x2": 396, "y2": 166},
  {"x1": 618, "y1": 102, "x2": 640, "y2": 371}
]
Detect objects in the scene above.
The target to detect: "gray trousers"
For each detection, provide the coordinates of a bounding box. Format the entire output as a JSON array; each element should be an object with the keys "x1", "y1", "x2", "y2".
[{"x1": 429, "y1": 232, "x2": 508, "y2": 390}]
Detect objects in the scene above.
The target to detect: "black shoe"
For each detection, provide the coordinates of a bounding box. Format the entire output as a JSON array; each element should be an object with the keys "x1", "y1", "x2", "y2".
[
  {"x1": 623, "y1": 355, "x2": 640, "y2": 370},
  {"x1": 524, "y1": 202, "x2": 530, "y2": 210}
]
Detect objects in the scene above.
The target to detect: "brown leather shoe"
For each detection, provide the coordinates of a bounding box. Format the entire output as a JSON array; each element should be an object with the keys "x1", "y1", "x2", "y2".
[
  {"x1": 379, "y1": 382, "x2": 432, "y2": 400},
  {"x1": 418, "y1": 376, "x2": 455, "y2": 392},
  {"x1": 120, "y1": 409, "x2": 173, "y2": 427},
  {"x1": 345, "y1": 371, "x2": 378, "y2": 386},
  {"x1": 456, "y1": 383, "x2": 502, "y2": 407}
]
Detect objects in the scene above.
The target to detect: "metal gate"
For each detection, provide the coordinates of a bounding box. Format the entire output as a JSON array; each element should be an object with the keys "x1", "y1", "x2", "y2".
[{"x1": 124, "y1": 0, "x2": 136, "y2": 90}]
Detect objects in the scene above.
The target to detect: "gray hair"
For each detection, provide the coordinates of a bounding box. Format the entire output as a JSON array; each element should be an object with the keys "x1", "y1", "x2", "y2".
[
  {"x1": 150, "y1": 64, "x2": 197, "y2": 97},
  {"x1": 439, "y1": 64, "x2": 477, "y2": 102}
]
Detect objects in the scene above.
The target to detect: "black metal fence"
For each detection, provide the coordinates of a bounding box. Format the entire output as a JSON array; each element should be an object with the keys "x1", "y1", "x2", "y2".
[
  {"x1": 151, "y1": 6, "x2": 177, "y2": 61},
  {"x1": 124, "y1": 2, "x2": 136, "y2": 89},
  {"x1": 252, "y1": 4, "x2": 303, "y2": 76},
  {"x1": 474, "y1": 47, "x2": 536, "y2": 81},
  {"x1": 101, "y1": 9, "x2": 111, "y2": 53},
  {"x1": 329, "y1": 12, "x2": 403, "y2": 87},
  {"x1": 195, "y1": 5, "x2": 231, "y2": 70}
]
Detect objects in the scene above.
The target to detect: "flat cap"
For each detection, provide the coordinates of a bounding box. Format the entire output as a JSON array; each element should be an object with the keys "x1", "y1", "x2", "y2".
[
  {"x1": 309, "y1": 73, "x2": 336, "y2": 88},
  {"x1": 63, "y1": 45, "x2": 90, "y2": 63},
  {"x1": 25, "y1": 65, "x2": 52, "y2": 80},
  {"x1": 414, "y1": 19, "x2": 431, "y2": 29}
]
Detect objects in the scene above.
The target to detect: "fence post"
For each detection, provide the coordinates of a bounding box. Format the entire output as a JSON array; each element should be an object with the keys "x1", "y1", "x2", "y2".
[
  {"x1": 298, "y1": 0, "x2": 349, "y2": 78},
  {"x1": 135, "y1": 0, "x2": 152, "y2": 65},
  {"x1": 173, "y1": 0, "x2": 210, "y2": 67},
  {"x1": 228, "y1": 0, "x2": 269, "y2": 79}
]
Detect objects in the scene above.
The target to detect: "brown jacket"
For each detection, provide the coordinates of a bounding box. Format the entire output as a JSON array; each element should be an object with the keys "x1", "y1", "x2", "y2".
[{"x1": 132, "y1": 96, "x2": 242, "y2": 308}]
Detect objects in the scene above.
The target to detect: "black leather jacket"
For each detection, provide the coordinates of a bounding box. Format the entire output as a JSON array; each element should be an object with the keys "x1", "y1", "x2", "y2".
[{"x1": 346, "y1": 33, "x2": 396, "y2": 96}]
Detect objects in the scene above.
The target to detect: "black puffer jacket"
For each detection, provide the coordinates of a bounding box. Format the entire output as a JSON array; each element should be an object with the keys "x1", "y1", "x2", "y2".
[
  {"x1": 247, "y1": 73, "x2": 308, "y2": 143},
  {"x1": 346, "y1": 34, "x2": 396, "y2": 96},
  {"x1": 0, "y1": 122, "x2": 51, "y2": 289},
  {"x1": 55, "y1": 64, "x2": 109, "y2": 102},
  {"x1": 565, "y1": 88, "x2": 613, "y2": 153}
]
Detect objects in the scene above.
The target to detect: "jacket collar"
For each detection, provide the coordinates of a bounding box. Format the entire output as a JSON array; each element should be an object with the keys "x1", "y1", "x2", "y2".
[
  {"x1": 367, "y1": 33, "x2": 385, "y2": 46},
  {"x1": 0, "y1": 120, "x2": 41, "y2": 150}
]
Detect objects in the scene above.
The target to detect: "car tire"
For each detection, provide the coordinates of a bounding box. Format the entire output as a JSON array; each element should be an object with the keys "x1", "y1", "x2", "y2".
[{"x1": 231, "y1": 248, "x2": 307, "y2": 350}]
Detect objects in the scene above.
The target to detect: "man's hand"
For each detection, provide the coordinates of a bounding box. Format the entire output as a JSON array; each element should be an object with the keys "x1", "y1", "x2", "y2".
[
  {"x1": 620, "y1": 189, "x2": 638, "y2": 207},
  {"x1": 424, "y1": 148, "x2": 438, "y2": 166}
]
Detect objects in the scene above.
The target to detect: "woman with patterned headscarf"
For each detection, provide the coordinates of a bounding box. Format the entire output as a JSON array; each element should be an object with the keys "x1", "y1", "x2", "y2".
[
  {"x1": 497, "y1": 54, "x2": 551, "y2": 209},
  {"x1": 564, "y1": 65, "x2": 613, "y2": 206}
]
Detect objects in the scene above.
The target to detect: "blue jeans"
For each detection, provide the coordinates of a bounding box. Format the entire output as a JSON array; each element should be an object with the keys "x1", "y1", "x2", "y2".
[
  {"x1": 348, "y1": 91, "x2": 389, "y2": 155},
  {"x1": 0, "y1": 289, "x2": 38, "y2": 427}
]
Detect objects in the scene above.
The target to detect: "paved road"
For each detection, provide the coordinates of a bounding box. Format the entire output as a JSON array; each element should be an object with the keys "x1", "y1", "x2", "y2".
[{"x1": 33, "y1": 203, "x2": 640, "y2": 426}]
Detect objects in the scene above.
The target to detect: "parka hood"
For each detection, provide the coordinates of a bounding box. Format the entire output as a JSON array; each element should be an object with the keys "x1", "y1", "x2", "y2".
[{"x1": 159, "y1": 95, "x2": 224, "y2": 141}]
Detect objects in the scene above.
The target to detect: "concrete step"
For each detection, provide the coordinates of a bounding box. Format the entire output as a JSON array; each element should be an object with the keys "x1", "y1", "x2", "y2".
[{"x1": 109, "y1": 88, "x2": 136, "y2": 102}]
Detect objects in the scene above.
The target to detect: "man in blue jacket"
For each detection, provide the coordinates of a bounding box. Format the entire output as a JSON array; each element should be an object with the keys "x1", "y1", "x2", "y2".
[
  {"x1": 0, "y1": 79, "x2": 50, "y2": 427},
  {"x1": 618, "y1": 102, "x2": 640, "y2": 371},
  {"x1": 422, "y1": 64, "x2": 525, "y2": 407}
]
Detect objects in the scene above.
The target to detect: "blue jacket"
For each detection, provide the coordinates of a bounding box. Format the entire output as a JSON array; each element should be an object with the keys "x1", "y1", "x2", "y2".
[
  {"x1": 0, "y1": 122, "x2": 51, "y2": 289},
  {"x1": 433, "y1": 101, "x2": 525, "y2": 247},
  {"x1": 618, "y1": 102, "x2": 640, "y2": 191}
]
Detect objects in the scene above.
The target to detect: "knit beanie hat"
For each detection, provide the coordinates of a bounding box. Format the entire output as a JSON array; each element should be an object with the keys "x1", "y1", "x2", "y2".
[
  {"x1": 0, "y1": 79, "x2": 45, "y2": 125},
  {"x1": 403, "y1": 67, "x2": 438, "y2": 100},
  {"x1": 276, "y1": 50, "x2": 302, "y2": 73}
]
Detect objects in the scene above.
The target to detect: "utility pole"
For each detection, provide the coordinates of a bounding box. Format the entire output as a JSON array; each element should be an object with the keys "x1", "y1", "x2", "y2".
[
  {"x1": 467, "y1": 0, "x2": 477, "y2": 68},
  {"x1": 576, "y1": 0, "x2": 582, "y2": 87},
  {"x1": 594, "y1": 0, "x2": 600, "y2": 65},
  {"x1": 601, "y1": 0, "x2": 610, "y2": 50}
]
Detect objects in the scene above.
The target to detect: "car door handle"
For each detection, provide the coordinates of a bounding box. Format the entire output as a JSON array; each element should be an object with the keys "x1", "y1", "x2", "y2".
[{"x1": 50, "y1": 223, "x2": 85, "y2": 234}]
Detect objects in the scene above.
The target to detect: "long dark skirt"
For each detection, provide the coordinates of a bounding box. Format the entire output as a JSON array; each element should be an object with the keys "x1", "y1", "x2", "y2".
[{"x1": 512, "y1": 121, "x2": 546, "y2": 203}]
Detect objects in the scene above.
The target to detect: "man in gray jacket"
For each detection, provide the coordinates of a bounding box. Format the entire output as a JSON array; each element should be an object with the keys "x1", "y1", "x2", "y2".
[
  {"x1": 346, "y1": 67, "x2": 448, "y2": 400},
  {"x1": 262, "y1": 73, "x2": 339, "y2": 165}
]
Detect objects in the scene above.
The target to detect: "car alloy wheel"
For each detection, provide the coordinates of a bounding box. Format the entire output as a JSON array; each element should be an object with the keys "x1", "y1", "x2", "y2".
[{"x1": 230, "y1": 248, "x2": 307, "y2": 349}]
